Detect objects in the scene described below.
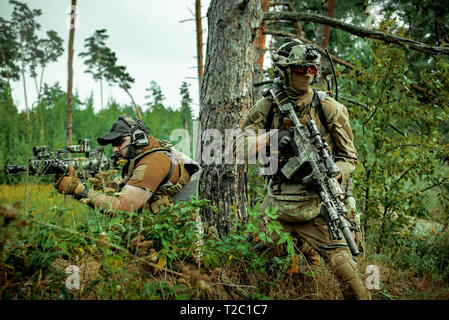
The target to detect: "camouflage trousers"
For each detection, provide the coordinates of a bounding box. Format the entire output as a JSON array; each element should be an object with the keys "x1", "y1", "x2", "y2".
[{"x1": 260, "y1": 195, "x2": 371, "y2": 300}]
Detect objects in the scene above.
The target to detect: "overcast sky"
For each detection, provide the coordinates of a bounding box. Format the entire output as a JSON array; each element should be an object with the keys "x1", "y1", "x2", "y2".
[{"x1": 1, "y1": 0, "x2": 211, "y2": 117}]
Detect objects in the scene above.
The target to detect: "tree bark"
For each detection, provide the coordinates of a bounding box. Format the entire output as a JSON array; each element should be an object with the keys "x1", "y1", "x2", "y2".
[
  {"x1": 315, "y1": 1, "x2": 327, "y2": 50},
  {"x1": 322, "y1": 0, "x2": 336, "y2": 49},
  {"x1": 195, "y1": 0, "x2": 204, "y2": 92},
  {"x1": 198, "y1": 0, "x2": 263, "y2": 236},
  {"x1": 264, "y1": 11, "x2": 449, "y2": 56},
  {"x1": 314, "y1": 0, "x2": 335, "y2": 85},
  {"x1": 66, "y1": 0, "x2": 76, "y2": 147},
  {"x1": 253, "y1": 0, "x2": 270, "y2": 100}
]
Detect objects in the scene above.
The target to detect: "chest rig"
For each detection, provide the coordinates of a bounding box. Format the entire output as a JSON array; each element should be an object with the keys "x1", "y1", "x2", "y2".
[
  {"x1": 122, "y1": 140, "x2": 190, "y2": 213},
  {"x1": 263, "y1": 85, "x2": 332, "y2": 183},
  {"x1": 264, "y1": 86, "x2": 329, "y2": 132}
]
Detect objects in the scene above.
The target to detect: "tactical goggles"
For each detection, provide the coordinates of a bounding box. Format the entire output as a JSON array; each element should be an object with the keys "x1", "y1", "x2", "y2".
[
  {"x1": 111, "y1": 134, "x2": 130, "y2": 148},
  {"x1": 290, "y1": 65, "x2": 318, "y2": 75}
]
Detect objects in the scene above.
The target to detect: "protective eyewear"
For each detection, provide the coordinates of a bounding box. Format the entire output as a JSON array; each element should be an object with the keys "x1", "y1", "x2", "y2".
[
  {"x1": 290, "y1": 65, "x2": 318, "y2": 75},
  {"x1": 111, "y1": 135, "x2": 129, "y2": 148}
]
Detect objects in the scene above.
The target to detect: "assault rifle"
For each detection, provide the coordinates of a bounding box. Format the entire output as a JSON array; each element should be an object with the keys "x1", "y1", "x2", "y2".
[
  {"x1": 4, "y1": 139, "x2": 111, "y2": 179},
  {"x1": 271, "y1": 86, "x2": 360, "y2": 257}
]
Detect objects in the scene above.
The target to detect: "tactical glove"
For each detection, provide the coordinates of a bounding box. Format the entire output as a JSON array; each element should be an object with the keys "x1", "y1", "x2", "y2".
[
  {"x1": 54, "y1": 164, "x2": 87, "y2": 197},
  {"x1": 276, "y1": 129, "x2": 293, "y2": 150}
]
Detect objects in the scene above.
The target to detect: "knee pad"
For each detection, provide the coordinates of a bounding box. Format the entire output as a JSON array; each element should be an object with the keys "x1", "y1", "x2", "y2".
[
  {"x1": 329, "y1": 250, "x2": 371, "y2": 300},
  {"x1": 330, "y1": 251, "x2": 357, "y2": 282}
]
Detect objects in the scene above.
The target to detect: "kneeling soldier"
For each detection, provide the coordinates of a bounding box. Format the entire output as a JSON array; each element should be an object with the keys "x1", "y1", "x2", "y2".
[{"x1": 54, "y1": 114, "x2": 200, "y2": 215}]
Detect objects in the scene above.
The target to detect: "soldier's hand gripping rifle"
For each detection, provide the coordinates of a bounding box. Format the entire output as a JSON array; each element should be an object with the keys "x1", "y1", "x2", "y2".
[
  {"x1": 4, "y1": 139, "x2": 111, "y2": 180},
  {"x1": 271, "y1": 87, "x2": 360, "y2": 257}
]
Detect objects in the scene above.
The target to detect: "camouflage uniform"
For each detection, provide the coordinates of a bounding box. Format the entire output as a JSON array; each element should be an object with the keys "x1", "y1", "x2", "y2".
[{"x1": 238, "y1": 87, "x2": 370, "y2": 300}]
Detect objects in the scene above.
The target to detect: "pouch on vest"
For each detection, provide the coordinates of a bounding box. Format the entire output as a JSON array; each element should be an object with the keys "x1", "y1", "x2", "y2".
[{"x1": 267, "y1": 180, "x2": 321, "y2": 222}]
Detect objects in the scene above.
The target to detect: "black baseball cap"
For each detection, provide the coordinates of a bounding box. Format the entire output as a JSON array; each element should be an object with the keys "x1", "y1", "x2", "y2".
[{"x1": 97, "y1": 119, "x2": 131, "y2": 146}]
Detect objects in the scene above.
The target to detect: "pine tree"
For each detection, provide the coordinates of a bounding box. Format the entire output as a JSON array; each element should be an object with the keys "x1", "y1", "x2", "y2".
[
  {"x1": 9, "y1": 0, "x2": 42, "y2": 120},
  {"x1": 79, "y1": 29, "x2": 110, "y2": 111},
  {"x1": 179, "y1": 81, "x2": 193, "y2": 131},
  {"x1": 198, "y1": 0, "x2": 263, "y2": 236}
]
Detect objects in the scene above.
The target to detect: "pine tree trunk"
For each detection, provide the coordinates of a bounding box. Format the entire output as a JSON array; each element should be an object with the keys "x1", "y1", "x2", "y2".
[
  {"x1": 319, "y1": 0, "x2": 336, "y2": 50},
  {"x1": 198, "y1": 0, "x2": 263, "y2": 236},
  {"x1": 254, "y1": 0, "x2": 270, "y2": 101},
  {"x1": 66, "y1": 0, "x2": 76, "y2": 147},
  {"x1": 99, "y1": 55, "x2": 104, "y2": 110},
  {"x1": 34, "y1": 68, "x2": 46, "y2": 142},
  {"x1": 315, "y1": 0, "x2": 336, "y2": 88},
  {"x1": 20, "y1": 57, "x2": 29, "y2": 121},
  {"x1": 38, "y1": 68, "x2": 45, "y2": 142},
  {"x1": 122, "y1": 84, "x2": 143, "y2": 120},
  {"x1": 315, "y1": 1, "x2": 327, "y2": 59},
  {"x1": 195, "y1": 0, "x2": 204, "y2": 92}
]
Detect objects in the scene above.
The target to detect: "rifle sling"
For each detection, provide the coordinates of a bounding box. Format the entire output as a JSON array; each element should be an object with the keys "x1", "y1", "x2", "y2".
[{"x1": 310, "y1": 89, "x2": 329, "y2": 132}]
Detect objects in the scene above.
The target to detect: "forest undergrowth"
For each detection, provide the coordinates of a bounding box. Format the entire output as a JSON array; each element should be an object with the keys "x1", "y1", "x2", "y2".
[{"x1": 1, "y1": 180, "x2": 448, "y2": 300}]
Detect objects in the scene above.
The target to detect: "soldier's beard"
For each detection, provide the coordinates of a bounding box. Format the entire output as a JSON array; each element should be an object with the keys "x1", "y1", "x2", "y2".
[
  {"x1": 290, "y1": 72, "x2": 313, "y2": 94},
  {"x1": 123, "y1": 145, "x2": 135, "y2": 159},
  {"x1": 115, "y1": 144, "x2": 137, "y2": 160},
  {"x1": 124, "y1": 145, "x2": 142, "y2": 160}
]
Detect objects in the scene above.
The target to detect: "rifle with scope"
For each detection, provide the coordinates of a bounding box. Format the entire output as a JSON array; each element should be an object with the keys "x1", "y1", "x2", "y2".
[{"x1": 4, "y1": 139, "x2": 112, "y2": 179}]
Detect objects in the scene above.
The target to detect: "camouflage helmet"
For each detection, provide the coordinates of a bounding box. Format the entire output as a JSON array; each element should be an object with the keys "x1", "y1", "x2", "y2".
[
  {"x1": 272, "y1": 38, "x2": 321, "y2": 67},
  {"x1": 272, "y1": 37, "x2": 321, "y2": 90}
]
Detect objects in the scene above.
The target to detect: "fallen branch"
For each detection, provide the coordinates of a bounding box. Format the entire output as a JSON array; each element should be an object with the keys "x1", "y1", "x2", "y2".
[{"x1": 264, "y1": 11, "x2": 449, "y2": 56}]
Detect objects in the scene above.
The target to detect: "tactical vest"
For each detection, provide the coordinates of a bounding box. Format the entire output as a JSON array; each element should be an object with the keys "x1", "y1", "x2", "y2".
[
  {"x1": 264, "y1": 87, "x2": 333, "y2": 182},
  {"x1": 261, "y1": 86, "x2": 356, "y2": 223},
  {"x1": 122, "y1": 140, "x2": 191, "y2": 214},
  {"x1": 264, "y1": 88, "x2": 329, "y2": 133},
  {"x1": 260, "y1": 87, "x2": 334, "y2": 222}
]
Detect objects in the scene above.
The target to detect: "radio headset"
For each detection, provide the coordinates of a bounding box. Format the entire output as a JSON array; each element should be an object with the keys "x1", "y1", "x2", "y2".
[{"x1": 118, "y1": 115, "x2": 150, "y2": 148}]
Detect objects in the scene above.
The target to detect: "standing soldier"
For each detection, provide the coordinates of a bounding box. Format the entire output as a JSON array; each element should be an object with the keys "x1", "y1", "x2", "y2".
[
  {"x1": 236, "y1": 38, "x2": 370, "y2": 299},
  {"x1": 54, "y1": 114, "x2": 201, "y2": 215}
]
